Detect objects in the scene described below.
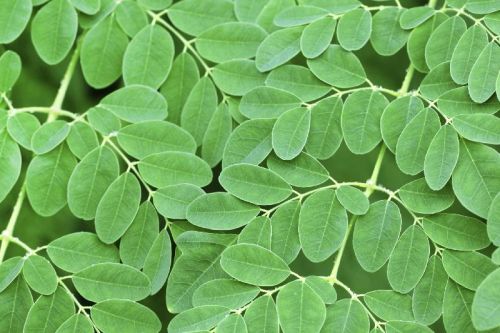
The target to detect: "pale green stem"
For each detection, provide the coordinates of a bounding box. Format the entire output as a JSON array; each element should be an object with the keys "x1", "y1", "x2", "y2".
[{"x1": 0, "y1": 183, "x2": 26, "y2": 263}]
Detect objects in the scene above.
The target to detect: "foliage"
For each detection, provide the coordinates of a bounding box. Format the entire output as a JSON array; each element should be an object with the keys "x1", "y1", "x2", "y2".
[{"x1": 0, "y1": 0, "x2": 499, "y2": 332}]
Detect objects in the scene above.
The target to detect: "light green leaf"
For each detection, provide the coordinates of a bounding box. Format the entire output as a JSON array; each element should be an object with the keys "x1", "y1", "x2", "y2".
[
  {"x1": 0, "y1": 51, "x2": 22, "y2": 93},
  {"x1": 119, "y1": 202, "x2": 159, "y2": 269},
  {"x1": 353, "y1": 200, "x2": 401, "y2": 272},
  {"x1": 412, "y1": 255, "x2": 447, "y2": 325},
  {"x1": 234, "y1": 0, "x2": 268, "y2": 23},
  {"x1": 0, "y1": 257, "x2": 24, "y2": 293},
  {"x1": 138, "y1": 0, "x2": 171, "y2": 10},
  {"x1": 47, "y1": 232, "x2": 120, "y2": 273},
  {"x1": 370, "y1": 8, "x2": 409, "y2": 56},
  {"x1": 425, "y1": 16, "x2": 466, "y2": 69},
  {"x1": 396, "y1": 108, "x2": 440, "y2": 175},
  {"x1": 0, "y1": 277, "x2": 32, "y2": 333},
  {"x1": 337, "y1": 8, "x2": 372, "y2": 51},
  {"x1": 154, "y1": 184, "x2": 204, "y2": 220},
  {"x1": 66, "y1": 121, "x2": 99, "y2": 159},
  {"x1": 202, "y1": 103, "x2": 232, "y2": 167},
  {"x1": 492, "y1": 248, "x2": 500, "y2": 265},
  {"x1": 300, "y1": 16, "x2": 336, "y2": 58},
  {"x1": 307, "y1": 45, "x2": 366, "y2": 88},
  {"x1": 437, "y1": 86, "x2": 500, "y2": 118},
  {"x1": 23, "y1": 287, "x2": 74, "y2": 333},
  {"x1": 272, "y1": 107, "x2": 310, "y2": 160},
  {"x1": 168, "y1": 305, "x2": 229, "y2": 333},
  {"x1": 67, "y1": 146, "x2": 119, "y2": 220},
  {"x1": 143, "y1": 229, "x2": 172, "y2": 295},
  {"x1": 99, "y1": 85, "x2": 168, "y2": 123},
  {"x1": 243, "y1": 295, "x2": 279, "y2": 333},
  {"x1": 212, "y1": 60, "x2": 267, "y2": 96},
  {"x1": 364, "y1": 290, "x2": 414, "y2": 321},
  {"x1": 484, "y1": 11, "x2": 500, "y2": 34},
  {"x1": 399, "y1": 178, "x2": 454, "y2": 214},
  {"x1": 321, "y1": 299, "x2": 369, "y2": 333},
  {"x1": 304, "y1": 276, "x2": 337, "y2": 304},
  {"x1": 73, "y1": 263, "x2": 151, "y2": 302},
  {"x1": 7, "y1": 113, "x2": 40, "y2": 150},
  {"x1": 274, "y1": 5, "x2": 328, "y2": 27},
  {"x1": 385, "y1": 321, "x2": 433, "y2": 333},
  {"x1": 487, "y1": 193, "x2": 500, "y2": 246},
  {"x1": 31, "y1": 120, "x2": 70, "y2": 154},
  {"x1": 138, "y1": 151, "x2": 212, "y2": 188},
  {"x1": 423, "y1": 124, "x2": 459, "y2": 190},
  {"x1": 443, "y1": 281, "x2": 476, "y2": 333},
  {"x1": 0, "y1": 130, "x2": 21, "y2": 203},
  {"x1": 442, "y1": 250, "x2": 496, "y2": 290},
  {"x1": 472, "y1": 268, "x2": 500, "y2": 330},
  {"x1": 80, "y1": 15, "x2": 128, "y2": 88},
  {"x1": 31, "y1": 0, "x2": 77, "y2": 65},
  {"x1": 453, "y1": 114, "x2": 500, "y2": 145},
  {"x1": 95, "y1": 172, "x2": 141, "y2": 244},
  {"x1": 238, "y1": 216, "x2": 272, "y2": 249},
  {"x1": 255, "y1": 26, "x2": 303, "y2": 72},
  {"x1": 466, "y1": 0, "x2": 500, "y2": 14},
  {"x1": 271, "y1": 201, "x2": 301, "y2": 264},
  {"x1": 55, "y1": 314, "x2": 93, "y2": 333},
  {"x1": 266, "y1": 152, "x2": 329, "y2": 188},
  {"x1": 387, "y1": 225, "x2": 430, "y2": 293},
  {"x1": 452, "y1": 140, "x2": 500, "y2": 218},
  {"x1": 468, "y1": 42, "x2": 500, "y2": 103},
  {"x1": 450, "y1": 25, "x2": 488, "y2": 85},
  {"x1": 116, "y1": 0, "x2": 148, "y2": 37},
  {"x1": 219, "y1": 163, "x2": 292, "y2": 205},
  {"x1": 0, "y1": 0, "x2": 32, "y2": 44},
  {"x1": 87, "y1": 106, "x2": 121, "y2": 135},
  {"x1": 216, "y1": 314, "x2": 247, "y2": 333},
  {"x1": 336, "y1": 185, "x2": 369, "y2": 215},
  {"x1": 193, "y1": 278, "x2": 259, "y2": 309},
  {"x1": 70, "y1": 0, "x2": 100, "y2": 15},
  {"x1": 91, "y1": 300, "x2": 161, "y2": 333},
  {"x1": 298, "y1": 0, "x2": 359, "y2": 13},
  {"x1": 220, "y1": 243, "x2": 290, "y2": 286},
  {"x1": 240, "y1": 86, "x2": 301, "y2": 119},
  {"x1": 399, "y1": 7, "x2": 434, "y2": 29},
  {"x1": 22, "y1": 255, "x2": 57, "y2": 295},
  {"x1": 342, "y1": 90, "x2": 388, "y2": 154},
  {"x1": 420, "y1": 62, "x2": 460, "y2": 100},
  {"x1": 299, "y1": 189, "x2": 347, "y2": 262},
  {"x1": 276, "y1": 280, "x2": 326, "y2": 333}
]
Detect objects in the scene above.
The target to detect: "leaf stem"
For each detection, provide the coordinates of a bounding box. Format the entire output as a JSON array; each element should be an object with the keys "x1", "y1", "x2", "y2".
[{"x1": 0, "y1": 183, "x2": 26, "y2": 263}]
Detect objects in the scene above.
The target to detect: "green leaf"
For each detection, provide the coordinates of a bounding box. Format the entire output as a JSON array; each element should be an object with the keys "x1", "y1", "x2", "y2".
[
  {"x1": 305, "y1": 96, "x2": 343, "y2": 159},
  {"x1": 240, "y1": 86, "x2": 301, "y2": 119},
  {"x1": 67, "y1": 146, "x2": 119, "y2": 220},
  {"x1": 336, "y1": 185, "x2": 369, "y2": 215},
  {"x1": 304, "y1": 276, "x2": 337, "y2": 304},
  {"x1": 122, "y1": 25, "x2": 174, "y2": 89},
  {"x1": 119, "y1": 201, "x2": 159, "y2": 269},
  {"x1": 22, "y1": 255, "x2": 57, "y2": 295},
  {"x1": 99, "y1": 85, "x2": 168, "y2": 123},
  {"x1": 420, "y1": 62, "x2": 460, "y2": 100},
  {"x1": 26, "y1": 144, "x2": 76, "y2": 216},
  {"x1": 6, "y1": 112, "x2": 41, "y2": 150},
  {"x1": 437, "y1": 86, "x2": 500, "y2": 118},
  {"x1": 116, "y1": 0, "x2": 148, "y2": 37},
  {"x1": 337, "y1": 8, "x2": 372, "y2": 51},
  {"x1": 321, "y1": 299, "x2": 369, "y2": 333},
  {"x1": 212, "y1": 60, "x2": 267, "y2": 96},
  {"x1": 138, "y1": 0, "x2": 172, "y2": 10},
  {"x1": 423, "y1": 125, "x2": 459, "y2": 190},
  {"x1": 442, "y1": 250, "x2": 496, "y2": 290},
  {"x1": 73, "y1": 262, "x2": 151, "y2": 302},
  {"x1": 399, "y1": 178, "x2": 454, "y2": 214},
  {"x1": 0, "y1": 277, "x2": 33, "y2": 333},
  {"x1": 269, "y1": 200, "x2": 302, "y2": 264},
  {"x1": 276, "y1": 280, "x2": 326, "y2": 333},
  {"x1": 243, "y1": 295, "x2": 279, "y2": 333},
  {"x1": 0, "y1": 130, "x2": 21, "y2": 203},
  {"x1": 143, "y1": 229, "x2": 172, "y2": 295},
  {"x1": 443, "y1": 281, "x2": 475, "y2": 333},
  {"x1": 342, "y1": 90, "x2": 388, "y2": 154},
  {"x1": 202, "y1": 103, "x2": 232, "y2": 167},
  {"x1": 452, "y1": 140, "x2": 500, "y2": 218},
  {"x1": 468, "y1": 42, "x2": 500, "y2": 103},
  {"x1": 453, "y1": 114, "x2": 500, "y2": 145},
  {"x1": 31, "y1": 120, "x2": 70, "y2": 154},
  {"x1": 353, "y1": 200, "x2": 401, "y2": 272},
  {"x1": 298, "y1": 0, "x2": 359, "y2": 14},
  {"x1": 0, "y1": 257, "x2": 24, "y2": 293},
  {"x1": 300, "y1": 16, "x2": 336, "y2": 58},
  {"x1": 168, "y1": 0, "x2": 236, "y2": 36},
  {"x1": 472, "y1": 268, "x2": 500, "y2": 330},
  {"x1": 385, "y1": 321, "x2": 433, "y2": 333},
  {"x1": 80, "y1": 15, "x2": 128, "y2": 88},
  {"x1": 492, "y1": 248, "x2": 500, "y2": 265},
  {"x1": 234, "y1": 0, "x2": 268, "y2": 23},
  {"x1": 380, "y1": 95, "x2": 424, "y2": 153},
  {"x1": 31, "y1": 0, "x2": 77, "y2": 65},
  {"x1": 487, "y1": 193, "x2": 500, "y2": 246},
  {"x1": 450, "y1": 25, "x2": 488, "y2": 85},
  {"x1": 370, "y1": 8, "x2": 409, "y2": 56},
  {"x1": 95, "y1": 172, "x2": 141, "y2": 244},
  {"x1": 181, "y1": 77, "x2": 218, "y2": 145},
  {"x1": 23, "y1": 287, "x2": 74, "y2": 333},
  {"x1": 272, "y1": 107, "x2": 310, "y2": 160},
  {"x1": 484, "y1": 11, "x2": 500, "y2": 35},
  {"x1": 307, "y1": 45, "x2": 366, "y2": 88},
  {"x1": 91, "y1": 299, "x2": 161, "y2": 333},
  {"x1": 256, "y1": 26, "x2": 303, "y2": 72},
  {"x1": 219, "y1": 163, "x2": 292, "y2": 205},
  {"x1": 364, "y1": 290, "x2": 414, "y2": 321},
  {"x1": 55, "y1": 314, "x2": 93, "y2": 333},
  {"x1": 220, "y1": 243, "x2": 290, "y2": 286},
  {"x1": 466, "y1": 0, "x2": 500, "y2": 14},
  {"x1": 0, "y1": 0, "x2": 32, "y2": 44},
  {"x1": 87, "y1": 106, "x2": 121, "y2": 135},
  {"x1": 265, "y1": 64, "x2": 330, "y2": 102},
  {"x1": 168, "y1": 305, "x2": 229, "y2": 333},
  {"x1": 238, "y1": 216, "x2": 272, "y2": 249},
  {"x1": 138, "y1": 151, "x2": 212, "y2": 188},
  {"x1": 387, "y1": 225, "x2": 430, "y2": 293},
  {"x1": 66, "y1": 121, "x2": 99, "y2": 159},
  {"x1": 274, "y1": 5, "x2": 328, "y2": 27},
  {"x1": 217, "y1": 314, "x2": 247, "y2": 333},
  {"x1": 154, "y1": 184, "x2": 204, "y2": 220},
  {"x1": 0, "y1": 51, "x2": 22, "y2": 93},
  {"x1": 425, "y1": 16, "x2": 466, "y2": 69},
  {"x1": 196, "y1": 22, "x2": 267, "y2": 63},
  {"x1": 399, "y1": 7, "x2": 434, "y2": 29},
  {"x1": 266, "y1": 152, "x2": 329, "y2": 188},
  {"x1": 412, "y1": 255, "x2": 447, "y2": 325},
  {"x1": 193, "y1": 278, "x2": 259, "y2": 309},
  {"x1": 299, "y1": 189, "x2": 347, "y2": 262},
  {"x1": 70, "y1": 0, "x2": 100, "y2": 15},
  {"x1": 422, "y1": 213, "x2": 489, "y2": 251},
  {"x1": 396, "y1": 108, "x2": 440, "y2": 175},
  {"x1": 47, "y1": 232, "x2": 120, "y2": 273}
]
